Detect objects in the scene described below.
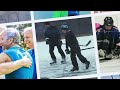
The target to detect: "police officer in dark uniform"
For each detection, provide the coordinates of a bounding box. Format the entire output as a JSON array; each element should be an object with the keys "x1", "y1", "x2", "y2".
[
  {"x1": 97, "y1": 17, "x2": 120, "y2": 59},
  {"x1": 44, "y1": 22, "x2": 66, "y2": 65},
  {"x1": 61, "y1": 23, "x2": 90, "y2": 71}
]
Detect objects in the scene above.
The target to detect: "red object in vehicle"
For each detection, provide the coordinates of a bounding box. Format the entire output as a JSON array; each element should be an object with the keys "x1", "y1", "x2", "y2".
[{"x1": 95, "y1": 23, "x2": 101, "y2": 30}]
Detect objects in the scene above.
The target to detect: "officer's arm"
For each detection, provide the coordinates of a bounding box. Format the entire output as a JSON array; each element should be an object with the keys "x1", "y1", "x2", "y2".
[
  {"x1": 69, "y1": 31, "x2": 78, "y2": 46},
  {"x1": 44, "y1": 29, "x2": 50, "y2": 39},
  {"x1": 66, "y1": 32, "x2": 76, "y2": 49},
  {"x1": 55, "y1": 27, "x2": 61, "y2": 40},
  {"x1": 116, "y1": 30, "x2": 120, "y2": 43},
  {"x1": 97, "y1": 30, "x2": 104, "y2": 40},
  {"x1": 58, "y1": 31, "x2": 61, "y2": 40},
  {"x1": 44, "y1": 30, "x2": 48, "y2": 38},
  {"x1": 66, "y1": 39, "x2": 69, "y2": 50}
]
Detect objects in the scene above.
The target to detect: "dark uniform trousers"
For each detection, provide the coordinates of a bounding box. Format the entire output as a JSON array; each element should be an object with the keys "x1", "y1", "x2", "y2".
[
  {"x1": 49, "y1": 42, "x2": 65, "y2": 61},
  {"x1": 70, "y1": 46, "x2": 88, "y2": 69}
]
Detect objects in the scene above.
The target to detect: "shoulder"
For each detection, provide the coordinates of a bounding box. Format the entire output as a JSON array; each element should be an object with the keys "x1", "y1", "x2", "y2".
[
  {"x1": 27, "y1": 49, "x2": 33, "y2": 54},
  {"x1": 111, "y1": 26, "x2": 119, "y2": 33},
  {"x1": 27, "y1": 49, "x2": 31, "y2": 52},
  {"x1": 112, "y1": 26, "x2": 119, "y2": 30},
  {"x1": 26, "y1": 49, "x2": 33, "y2": 57},
  {"x1": 67, "y1": 30, "x2": 74, "y2": 36}
]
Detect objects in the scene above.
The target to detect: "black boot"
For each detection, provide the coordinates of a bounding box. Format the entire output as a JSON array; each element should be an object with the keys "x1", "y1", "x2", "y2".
[
  {"x1": 85, "y1": 61, "x2": 90, "y2": 69},
  {"x1": 61, "y1": 58, "x2": 66, "y2": 64},
  {"x1": 70, "y1": 67, "x2": 79, "y2": 71},
  {"x1": 50, "y1": 59, "x2": 57, "y2": 65}
]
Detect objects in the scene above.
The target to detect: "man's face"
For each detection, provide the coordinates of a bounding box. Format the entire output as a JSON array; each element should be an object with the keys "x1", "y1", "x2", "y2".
[
  {"x1": 61, "y1": 30, "x2": 67, "y2": 34},
  {"x1": 105, "y1": 25, "x2": 112, "y2": 30},
  {"x1": 24, "y1": 30, "x2": 34, "y2": 49},
  {"x1": 45, "y1": 24, "x2": 50, "y2": 28},
  {"x1": 0, "y1": 31, "x2": 12, "y2": 50}
]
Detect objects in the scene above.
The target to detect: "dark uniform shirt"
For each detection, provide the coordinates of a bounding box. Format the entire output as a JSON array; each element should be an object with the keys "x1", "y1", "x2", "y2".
[
  {"x1": 44, "y1": 26, "x2": 61, "y2": 45},
  {"x1": 65, "y1": 30, "x2": 79, "y2": 50},
  {"x1": 97, "y1": 26, "x2": 120, "y2": 49}
]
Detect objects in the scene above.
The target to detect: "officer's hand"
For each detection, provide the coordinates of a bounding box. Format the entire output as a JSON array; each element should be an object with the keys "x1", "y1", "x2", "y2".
[
  {"x1": 45, "y1": 38, "x2": 49, "y2": 41},
  {"x1": 45, "y1": 38, "x2": 50, "y2": 44},
  {"x1": 116, "y1": 43, "x2": 120, "y2": 46},
  {"x1": 21, "y1": 55, "x2": 32, "y2": 68},
  {"x1": 103, "y1": 39, "x2": 109, "y2": 44},
  {"x1": 96, "y1": 29, "x2": 101, "y2": 32},
  {"x1": 65, "y1": 49, "x2": 70, "y2": 54},
  {"x1": 58, "y1": 40, "x2": 62, "y2": 45},
  {"x1": 60, "y1": 41, "x2": 62, "y2": 45}
]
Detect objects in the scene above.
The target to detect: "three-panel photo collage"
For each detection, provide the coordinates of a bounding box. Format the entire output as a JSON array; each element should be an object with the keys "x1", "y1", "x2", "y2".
[{"x1": 0, "y1": 11, "x2": 120, "y2": 79}]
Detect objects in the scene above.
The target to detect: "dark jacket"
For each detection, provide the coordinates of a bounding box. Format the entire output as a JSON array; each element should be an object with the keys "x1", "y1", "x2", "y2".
[
  {"x1": 65, "y1": 30, "x2": 79, "y2": 50},
  {"x1": 44, "y1": 26, "x2": 61, "y2": 45},
  {"x1": 97, "y1": 25, "x2": 120, "y2": 48}
]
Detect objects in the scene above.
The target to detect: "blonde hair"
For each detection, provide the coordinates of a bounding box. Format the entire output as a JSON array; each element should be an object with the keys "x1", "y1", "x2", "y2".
[{"x1": 24, "y1": 27, "x2": 32, "y2": 33}]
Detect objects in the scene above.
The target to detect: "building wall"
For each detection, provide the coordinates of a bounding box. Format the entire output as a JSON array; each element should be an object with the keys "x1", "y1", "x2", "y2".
[{"x1": 0, "y1": 11, "x2": 31, "y2": 23}]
